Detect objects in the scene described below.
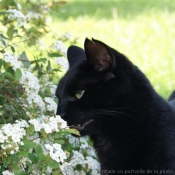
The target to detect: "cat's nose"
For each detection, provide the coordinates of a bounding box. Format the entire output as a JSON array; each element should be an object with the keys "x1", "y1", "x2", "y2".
[{"x1": 56, "y1": 106, "x2": 66, "y2": 118}]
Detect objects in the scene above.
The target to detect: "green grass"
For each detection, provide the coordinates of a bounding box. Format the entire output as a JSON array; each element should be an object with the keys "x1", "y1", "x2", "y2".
[{"x1": 50, "y1": 0, "x2": 175, "y2": 99}]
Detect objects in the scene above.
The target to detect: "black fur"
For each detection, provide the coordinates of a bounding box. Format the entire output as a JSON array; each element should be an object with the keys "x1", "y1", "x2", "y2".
[
  {"x1": 56, "y1": 38, "x2": 175, "y2": 174},
  {"x1": 168, "y1": 90, "x2": 175, "y2": 108}
]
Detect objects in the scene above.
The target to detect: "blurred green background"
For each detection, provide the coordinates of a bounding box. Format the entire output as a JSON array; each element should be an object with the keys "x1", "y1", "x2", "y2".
[{"x1": 49, "y1": 0, "x2": 175, "y2": 99}]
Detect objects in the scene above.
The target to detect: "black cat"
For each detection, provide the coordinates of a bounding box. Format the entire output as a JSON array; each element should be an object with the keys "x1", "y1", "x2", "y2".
[{"x1": 56, "y1": 38, "x2": 175, "y2": 175}]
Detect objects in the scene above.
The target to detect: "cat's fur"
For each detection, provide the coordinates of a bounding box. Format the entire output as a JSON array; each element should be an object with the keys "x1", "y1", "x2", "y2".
[{"x1": 56, "y1": 38, "x2": 175, "y2": 175}]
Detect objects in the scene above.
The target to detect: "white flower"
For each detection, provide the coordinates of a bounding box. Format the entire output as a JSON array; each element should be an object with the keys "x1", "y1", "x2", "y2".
[
  {"x1": 11, "y1": 134, "x2": 21, "y2": 143},
  {"x1": 91, "y1": 169, "x2": 100, "y2": 175},
  {"x1": 44, "y1": 97, "x2": 57, "y2": 113},
  {"x1": 85, "y1": 156, "x2": 100, "y2": 170},
  {"x1": 42, "y1": 123, "x2": 53, "y2": 134},
  {"x1": 19, "y1": 70, "x2": 40, "y2": 103},
  {"x1": 2, "y1": 170, "x2": 15, "y2": 175},
  {"x1": 40, "y1": 5, "x2": 50, "y2": 14},
  {"x1": 3, "y1": 53, "x2": 21, "y2": 70},
  {"x1": 44, "y1": 144, "x2": 52, "y2": 150},
  {"x1": 56, "y1": 115, "x2": 68, "y2": 129},
  {"x1": 16, "y1": 120, "x2": 29, "y2": 128},
  {"x1": 33, "y1": 95, "x2": 46, "y2": 111},
  {"x1": 0, "y1": 131, "x2": 7, "y2": 143},
  {"x1": 14, "y1": 0, "x2": 22, "y2": 11},
  {"x1": 0, "y1": 120, "x2": 28, "y2": 151},
  {"x1": 60, "y1": 33, "x2": 71, "y2": 40},
  {"x1": 10, "y1": 150, "x2": 15, "y2": 154},
  {"x1": 74, "y1": 170, "x2": 86, "y2": 175},
  {"x1": 19, "y1": 157, "x2": 31, "y2": 171},
  {"x1": 79, "y1": 137, "x2": 89, "y2": 149},
  {"x1": 26, "y1": 11, "x2": 44, "y2": 21},
  {"x1": 55, "y1": 57, "x2": 69, "y2": 71},
  {"x1": 50, "y1": 84, "x2": 57, "y2": 94},
  {"x1": 6, "y1": 9, "x2": 26, "y2": 27},
  {"x1": 60, "y1": 162, "x2": 74, "y2": 175},
  {"x1": 45, "y1": 143, "x2": 67, "y2": 163},
  {"x1": 70, "y1": 150, "x2": 84, "y2": 167},
  {"x1": 29, "y1": 118, "x2": 42, "y2": 132},
  {"x1": 87, "y1": 145, "x2": 97, "y2": 157},
  {"x1": 29, "y1": 115, "x2": 68, "y2": 134},
  {"x1": 53, "y1": 40, "x2": 67, "y2": 55}
]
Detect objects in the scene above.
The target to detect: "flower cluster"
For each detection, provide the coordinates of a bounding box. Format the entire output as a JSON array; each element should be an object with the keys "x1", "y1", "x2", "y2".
[
  {"x1": 3, "y1": 53, "x2": 20, "y2": 70},
  {"x1": 45, "y1": 143, "x2": 67, "y2": 163},
  {"x1": 0, "y1": 120, "x2": 29, "y2": 154},
  {"x1": 19, "y1": 70, "x2": 40, "y2": 104},
  {"x1": 7, "y1": 9, "x2": 26, "y2": 27},
  {"x1": 2, "y1": 170, "x2": 15, "y2": 175},
  {"x1": 53, "y1": 40, "x2": 67, "y2": 55},
  {"x1": 26, "y1": 11, "x2": 44, "y2": 20},
  {"x1": 70, "y1": 150, "x2": 100, "y2": 174},
  {"x1": 55, "y1": 56, "x2": 69, "y2": 71},
  {"x1": 29, "y1": 115, "x2": 68, "y2": 133},
  {"x1": 44, "y1": 97, "x2": 57, "y2": 112},
  {"x1": 33, "y1": 94, "x2": 46, "y2": 111},
  {"x1": 61, "y1": 135, "x2": 101, "y2": 175}
]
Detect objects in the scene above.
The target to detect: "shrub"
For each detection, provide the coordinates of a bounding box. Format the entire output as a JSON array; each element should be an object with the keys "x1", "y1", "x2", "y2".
[{"x1": 0, "y1": 0, "x2": 100, "y2": 174}]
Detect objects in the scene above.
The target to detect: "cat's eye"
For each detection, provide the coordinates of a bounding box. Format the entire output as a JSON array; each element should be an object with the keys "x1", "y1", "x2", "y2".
[{"x1": 76, "y1": 90, "x2": 85, "y2": 99}]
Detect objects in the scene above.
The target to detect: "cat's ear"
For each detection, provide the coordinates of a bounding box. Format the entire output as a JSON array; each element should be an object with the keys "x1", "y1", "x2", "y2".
[
  {"x1": 67, "y1": 46, "x2": 86, "y2": 67},
  {"x1": 84, "y1": 38, "x2": 115, "y2": 71}
]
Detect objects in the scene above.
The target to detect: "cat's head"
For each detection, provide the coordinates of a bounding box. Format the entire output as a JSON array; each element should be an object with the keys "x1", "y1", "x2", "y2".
[{"x1": 56, "y1": 38, "x2": 150, "y2": 136}]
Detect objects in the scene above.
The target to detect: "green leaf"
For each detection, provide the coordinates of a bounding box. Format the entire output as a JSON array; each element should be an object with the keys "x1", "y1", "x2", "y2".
[
  {"x1": 48, "y1": 52, "x2": 62, "y2": 57},
  {"x1": 14, "y1": 34, "x2": 23, "y2": 38},
  {"x1": 6, "y1": 66, "x2": 15, "y2": 76},
  {"x1": 19, "y1": 52, "x2": 30, "y2": 68},
  {"x1": 1, "y1": 71, "x2": 14, "y2": 80},
  {"x1": 2, "y1": 60, "x2": 7, "y2": 68},
  {"x1": 65, "y1": 128, "x2": 81, "y2": 136},
  {"x1": 46, "y1": 60, "x2": 52, "y2": 72},
  {"x1": 10, "y1": 45, "x2": 15, "y2": 53},
  {"x1": 0, "y1": 33, "x2": 8, "y2": 40},
  {"x1": 26, "y1": 161, "x2": 32, "y2": 167},
  {"x1": 38, "y1": 153, "x2": 46, "y2": 161},
  {"x1": 55, "y1": 139, "x2": 65, "y2": 144},
  {"x1": 30, "y1": 58, "x2": 47, "y2": 64},
  {"x1": 19, "y1": 140, "x2": 36, "y2": 150},
  {"x1": 0, "y1": 97, "x2": 5, "y2": 105},
  {"x1": 3, "y1": 157, "x2": 9, "y2": 168},
  {"x1": 52, "y1": 172, "x2": 62, "y2": 175},
  {"x1": 16, "y1": 151, "x2": 29, "y2": 157},
  {"x1": 11, "y1": 163, "x2": 25, "y2": 175},
  {"x1": 7, "y1": 26, "x2": 14, "y2": 40},
  {"x1": 13, "y1": 29, "x2": 18, "y2": 34},
  {"x1": 54, "y1": 132, "x2": 63, "y2": 139},
  {"x1": 35, "y1": 144, "x2": 43, "y2": 155},
  {"x1": 47, "y1": 159, "x2": 59, "y2": 169},
  {"x1": 39, "y1": 58, "x2": 47, "y2": 63},
  {"x1": 0, "y1": 59, "x2": 2, "y2": 69},
  {"x1": 28, "y1": 153, "x2": 38, "y2": 163},
  {"x1": 11, "y1": 154, "x2": 19, "y2": 163},
  {"x1": 15, "y1": 68, "x2": 22, "y2": 81},
  {"x1": 39, "y1": 164, "x2": 47, "y2": 171}
]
